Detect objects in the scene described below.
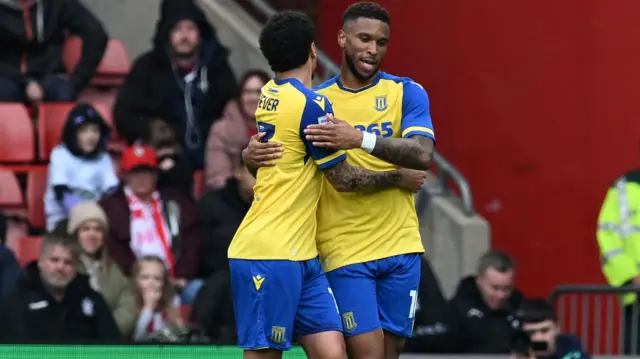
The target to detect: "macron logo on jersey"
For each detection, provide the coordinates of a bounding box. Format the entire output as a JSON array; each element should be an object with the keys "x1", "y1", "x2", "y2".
[{"x1": 252, "y1": 275, "x2": 265, "y2": 290}]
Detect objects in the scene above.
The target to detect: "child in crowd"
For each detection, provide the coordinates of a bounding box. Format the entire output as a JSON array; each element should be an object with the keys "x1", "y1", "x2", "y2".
[
  {"x1": 44, "y1": 103, "x2": 118, "y2": 231},
  {"x1": 132, "y1": 255, "x2": 183, "y2": 341}
]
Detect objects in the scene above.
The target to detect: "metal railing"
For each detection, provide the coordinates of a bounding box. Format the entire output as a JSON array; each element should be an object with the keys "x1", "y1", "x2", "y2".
[{"x1": 550, "y1": 284, "x2": 640, "y2": 356}]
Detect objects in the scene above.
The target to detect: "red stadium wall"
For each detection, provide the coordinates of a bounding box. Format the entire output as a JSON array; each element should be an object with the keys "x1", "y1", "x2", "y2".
[{"x1": 317, "y1": 0, "x2": 640, "y2": 297}]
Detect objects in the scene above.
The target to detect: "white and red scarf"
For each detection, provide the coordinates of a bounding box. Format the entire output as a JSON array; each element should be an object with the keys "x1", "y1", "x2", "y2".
[{"x1": 125, "y1": 187, "x2": 176, "y2": 276}]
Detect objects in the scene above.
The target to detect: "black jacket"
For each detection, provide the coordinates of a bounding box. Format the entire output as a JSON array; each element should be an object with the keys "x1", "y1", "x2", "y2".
[
  {"x1": 191, "y1": 270, "x2": 235, "y2": 344},
  {"x1": 404, "y1": 258, "x2": 454, "y2": 353},
  {"x1": 0, "y1": 262, "x2": 122, "y2": 342},
  {"x1": 551, "y1": 334, "x2": 591, "y2": 359},
  {"x1": 196, "y1": 178, "x2": 250, "y2": 277},
  {"x1": 113, "y1": 0, "x2": 237, "y2": 169},
  {"x1": 0, "y1": 0, "x2": 107, "y2": 91},
  {"x1": 449, "y1": 276, "x2": 525, "y2": 354}
]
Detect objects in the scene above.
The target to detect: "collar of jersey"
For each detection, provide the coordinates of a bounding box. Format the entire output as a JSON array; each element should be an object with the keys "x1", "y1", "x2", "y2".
[
  {"x1": 272, "y1": 77, "x2": 305, "y2": 89},
  {"x1": 335, "y1": 71, "x2": 383, "y2": 93}
]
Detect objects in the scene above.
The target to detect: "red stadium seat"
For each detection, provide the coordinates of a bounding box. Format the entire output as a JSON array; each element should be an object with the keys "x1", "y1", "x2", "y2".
[
  {"x1": 18, "y1": 236, "x2": 42, "y2": 267},
  {"x1": 0, "y1": 168, "x2": 24, "y2": 207},
  {"x1": 39, "y1": 102, "x2": 117, "y2": 160},
  {"x1": 0, "y1": 104, "x2": 35, "y2": 163},
  {"x1": 26, "y1": 166, "x2": 47, "y2": 229},
  {"x1": 63, "y1": 38, "x2": 130, "y2": 87}
]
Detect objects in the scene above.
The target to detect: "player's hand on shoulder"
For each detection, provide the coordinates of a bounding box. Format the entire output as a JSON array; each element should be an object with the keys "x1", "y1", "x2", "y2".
[
  {"x1": 396, "y1": 168, "x2": 427, "y2": 193},
  {"x1": 304, "y1": 114, "x2": 363, "y2": 150},
  {"x1": 243, "y1": 132, "x2": 283, "y2": 167}
]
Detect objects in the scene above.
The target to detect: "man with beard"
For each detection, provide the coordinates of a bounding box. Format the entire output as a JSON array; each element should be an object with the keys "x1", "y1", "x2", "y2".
[
  {"x1": 114, "y1": 0, "x2": 236, "y2": 170},
  {"x1": 0, "y1": 234, "x2": 121, "y2": 342},
  {"x1": 242, "y1": 3, "x2": 435, "y2": 359}
]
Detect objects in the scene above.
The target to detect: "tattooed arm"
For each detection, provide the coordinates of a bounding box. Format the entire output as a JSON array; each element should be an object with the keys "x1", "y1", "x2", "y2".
[
  {"x1": 322, "y1": 161, "x2": 401, "y2": 193},
  {"x1": 369, "y1": 134, "x2": 434, "y2": 170}
]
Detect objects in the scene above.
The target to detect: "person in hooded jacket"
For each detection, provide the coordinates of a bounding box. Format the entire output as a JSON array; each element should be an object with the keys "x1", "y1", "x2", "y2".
[
  {"x1": 44, "y1": 102, "x2": 118, "y2": 231},
  {"x1": 113, "y1": 0, "x2": 237, "y2": 170},
  {"x1": 0, "y1": 234, "x2": 121, "y2": 342},
  {"x1": 0, "y1": 0, "x2": 107, "y2": 104},
  {"x1": 449, "y1": 250, "x2": 525, "y2": 354}
]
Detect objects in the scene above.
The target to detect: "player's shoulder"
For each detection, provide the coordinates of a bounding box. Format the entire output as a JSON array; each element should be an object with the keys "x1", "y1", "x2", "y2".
[
  {"x1": 313, "y1": 76, "x2": 339, "y2": 92},
  {"x1": 380, "y1": 72, "x2": 425, "y2": 90}
]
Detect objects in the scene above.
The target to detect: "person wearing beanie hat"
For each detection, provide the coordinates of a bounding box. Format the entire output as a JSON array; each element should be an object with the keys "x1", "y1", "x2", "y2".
[
  {"x1": 44, "y1": 102, "x2": 119, "y2": 231},
  {"x1": 67, "y1": 201, "x2": 138, "y2": 337},
  {"x1": 113, "y1": 0, "x2": 237, "y2": 170}
]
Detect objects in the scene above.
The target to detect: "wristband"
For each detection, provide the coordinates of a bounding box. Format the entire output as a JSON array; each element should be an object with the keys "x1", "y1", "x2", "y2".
[{"x1": 360, "y1": 131, "x2": 377, "y2": 153}]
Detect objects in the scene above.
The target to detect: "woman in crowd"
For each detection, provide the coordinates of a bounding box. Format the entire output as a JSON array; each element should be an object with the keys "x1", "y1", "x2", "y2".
[
  {"x1": 204, "y1": 69, "x2": 270, "y2": 190},
  {"x1": 131, "y1": 255, "x2": 183, "y2": 341},
  {"x1": 67, "y1": 202, "x2": 138, "y2": 337},
  {"x1": 44, "y1": 103, "x2": 118, "y2": 231}
]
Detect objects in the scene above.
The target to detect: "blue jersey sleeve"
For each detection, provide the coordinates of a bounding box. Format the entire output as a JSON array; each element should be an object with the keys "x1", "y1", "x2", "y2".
[
  {"x1": 401, "y1": 81, "x2": 436, "y2": 140},
  {"x1": 299, "y1": 95, "x2": 347, "y2": 169}
]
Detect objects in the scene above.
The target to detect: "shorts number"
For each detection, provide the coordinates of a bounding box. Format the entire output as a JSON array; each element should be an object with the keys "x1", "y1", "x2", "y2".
[
  {"x1": 409, "y1": 290, "x2": 418, "y2": 319},
  {"x1": 353, "y1": 122, "x2": 394, "y2": 138},
  {"x1": 328, "y1": 287, "x2": 339, "y2": 313}
]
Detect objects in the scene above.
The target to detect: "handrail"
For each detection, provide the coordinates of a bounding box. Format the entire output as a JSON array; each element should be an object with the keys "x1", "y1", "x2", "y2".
[
  {"x1": 247, "y1": 0, "x2": 340, "y2": 81},
  {"x1": 434, "y1": 152, "x2": 475, "y2": 215},
  {"x1": 549, "y1": 284, "x2": 640, "y2": 301}
]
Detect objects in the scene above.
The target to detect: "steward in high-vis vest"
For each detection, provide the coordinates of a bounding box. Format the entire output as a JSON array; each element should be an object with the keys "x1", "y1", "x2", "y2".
[{"x1": 597, "y1": 170, "x2": 640, "y2": 354}]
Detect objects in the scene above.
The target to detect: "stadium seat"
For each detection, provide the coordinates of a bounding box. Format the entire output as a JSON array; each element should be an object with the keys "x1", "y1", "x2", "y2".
[
  {"x1": 17, "y1": 236, "x2": 42, "y2": 267},
  {"x1": 63, "y1": 38, "x2": 130, "y2": 87},
  {"x1": 0, "y1": 104, "x2": 35, "y2": 163},
  {"x1": 78, "y1": 88, "x2": 118, "y2": 109},
  {"x1": 26, "y1": 166, "x2": 47, "y2": 229},
  {"x1": 192, "y1": 170, "x2": 205, "y2": 199},
  {"x1": 39, "y1": 102, "x2": 117, "y2": 160},
  {"x1": 0, "y1": 168, "x2": 24, "y2": 207}
]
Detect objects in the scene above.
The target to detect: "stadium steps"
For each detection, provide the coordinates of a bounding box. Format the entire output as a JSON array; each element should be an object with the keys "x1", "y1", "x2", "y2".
[{"x1": 418, "y1": 172, "x2": 491, "y2": 298}]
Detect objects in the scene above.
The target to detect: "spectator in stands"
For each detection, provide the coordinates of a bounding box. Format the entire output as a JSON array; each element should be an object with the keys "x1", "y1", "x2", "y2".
[
  {"x1": 596, "y1": 170, "x2": 640, "y2": 354},
  {"x1": 205, "y1": 69, "x2": 269, "y2": 190},
  {"x1": 0, "y1": 217, "x2": 20, "y2": 299},
  {"x1": 131, "y1": 256, "x2": 183, "y2": 341},
  {"x1": 100, "y1": 145, "x2": 203, "y2": 305},
  {"x1": 44, "y1": 103, "x2": 118, "y2": 231},
  {"x1": 0, "y1": 234, "x2": 121, "y2": 342},
  {"x1": 449, "y1": 250, "x2": 524, "y2": 354},
  {"x1": 67, "y1": 202, "x2": 138, "y2": 337},
  {"x1": 191, "y1": 269, "x2": 236, "y2": 344},
  {"x1": 518, "y1": 298, "x2": 591, "y2": 359},
  {"x1": 140, "y1": 117, "x2": 193, "y2": 197},
  {"x1": 0, "y1": 0, "x2": 107, "y2": 104},
  {"x1": 114, "y1": 0, "x2": 237, "y2": 170},
  {"x1": 197, "y1": 157, "x2": 253, "y2": 277},
  {"x1": 404, "y1": 257, "x2": 454, "y2": 353}
]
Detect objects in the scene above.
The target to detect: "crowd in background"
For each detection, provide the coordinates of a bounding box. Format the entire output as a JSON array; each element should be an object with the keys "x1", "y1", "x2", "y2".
[{"x1": 0, "y1": 0, "x2": 591, "y2": 357}]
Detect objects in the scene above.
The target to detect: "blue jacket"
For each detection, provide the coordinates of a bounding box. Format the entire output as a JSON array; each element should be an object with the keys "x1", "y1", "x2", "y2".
[
  {"x1": 555, "y1": 334, "x2": 591, "y2": 359},
  {"x1": 0, "y1": 245, "x2": 21, "y2": 298}
]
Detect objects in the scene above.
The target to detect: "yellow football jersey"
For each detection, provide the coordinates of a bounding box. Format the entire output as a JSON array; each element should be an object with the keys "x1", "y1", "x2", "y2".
[
  {"x1": 228, "y1": 77, "x2": 346, "y2": 261},
  {"x1": 314, "y1": 72, "x2": 436, "y2": 271}
]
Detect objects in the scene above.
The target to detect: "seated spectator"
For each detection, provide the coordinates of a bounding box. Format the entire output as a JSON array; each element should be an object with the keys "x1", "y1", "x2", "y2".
[
  {"x1": 44, "y1": 103, "x2": 118, "y2": 231},
  {"x1": 114, "y1": 0, "x2": 237, "y2": 170},
  {"x1": 140, "y1": 118, "x2": 193, "y2": 196},
  {"x1": 0, "y1": 0, "x2": 107, "y2": 104},
  {"x1": 449, "y1": 250, "x2": 524, "y2": 354},
  {"x1": 191, "y1": 270, "x2": 235, "y2": 344},
  {"x1": 67, "y1": 202, "x2": 137, "y2": 337},
  {"x1": 205, "y1": 69, "x2": 269, "y2": 190},
  {"x1": 404, "y1": 257, "x2": 454, "y2": 353},
  {"x1": 100, "y1": 145, "x2": 203, "y2": 305},
  {"x1": 517, "y1": 298, "x2": 591, "y2": 359},
  {"x1": 0, "y1": 234, "x2": 121, "y2": 342},
  {"x1": 197, "y1": 157, "x2": 254, "y2": 277},
  {"x1": 131, "y1": 256, "x2": 183, "y2": 341},
  {"x1": 0, "y1": 208, "x2": 20, "y2": 298}
]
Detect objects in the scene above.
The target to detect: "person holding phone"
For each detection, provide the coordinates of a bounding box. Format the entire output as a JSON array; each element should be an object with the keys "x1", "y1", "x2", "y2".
[{"x1": 518, "y1": 299, "x2": 591, "y2": 359}]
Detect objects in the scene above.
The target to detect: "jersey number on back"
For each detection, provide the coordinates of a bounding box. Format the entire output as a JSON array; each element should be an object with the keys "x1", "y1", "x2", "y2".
[{"x1": 354, "y1": 121, "x2": 394, "y2": 138}]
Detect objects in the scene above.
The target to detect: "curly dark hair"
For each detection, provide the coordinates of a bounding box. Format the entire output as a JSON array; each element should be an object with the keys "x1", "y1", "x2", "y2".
[
  {"x1": 259, "y1": 11, "x2": 315, "y2": 73},
  {"x1": 342, "y1": 1, "x2": 390, "y2": 26}
]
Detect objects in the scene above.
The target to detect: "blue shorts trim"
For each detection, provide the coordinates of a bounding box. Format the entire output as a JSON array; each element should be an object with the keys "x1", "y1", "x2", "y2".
[
  {"x1": 326, "y1": 253, "x2": 422, "y2": 338},
  {"x1": 229, "y1": 257, "x2": 343, "y2": 350}
]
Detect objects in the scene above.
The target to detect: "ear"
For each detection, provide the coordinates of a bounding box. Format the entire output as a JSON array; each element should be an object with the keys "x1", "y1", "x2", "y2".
[
  {"x1": 310, "y1": 42, "x2": 318, "y2": 60},
  {"x1": 337, "y1": 29, "x2": 346, "y2": 48}
]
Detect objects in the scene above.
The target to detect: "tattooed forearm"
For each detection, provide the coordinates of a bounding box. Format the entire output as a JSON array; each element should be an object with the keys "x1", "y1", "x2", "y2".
[
  {"x1": 370, "y1": 135, "x2": 434, "y2": 170},
  {"x1": 322, "y1": 161, "x2": 401, "y2": 193}
]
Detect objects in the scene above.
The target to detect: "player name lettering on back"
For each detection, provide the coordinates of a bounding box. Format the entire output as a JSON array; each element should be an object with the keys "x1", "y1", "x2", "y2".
[{"x1": 258, "y1": 94, "x2": 279, "y2": 112}]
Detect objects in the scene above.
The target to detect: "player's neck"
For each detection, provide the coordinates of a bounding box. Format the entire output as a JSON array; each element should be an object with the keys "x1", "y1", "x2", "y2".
[
  {"x1": 339, "y1": 68, "x2": 378, "y2": 90},
  {"x1": 275, "y1": 68, "x2": 313, "y2": 88}
]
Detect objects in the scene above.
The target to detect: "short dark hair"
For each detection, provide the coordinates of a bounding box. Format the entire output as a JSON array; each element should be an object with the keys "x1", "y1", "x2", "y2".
[
  {"x1": 259, "y1": 11, "x2": 315, "y2": 73},
  {"x1": 477, "y1": 250, "x2": 515, "y2": 274},
  {"x1": 40, "y1": 233, "x2": 79, "y2": 262},
  {"x1": 342, "y1": 2, "x2": 390, "y2": 26},
  {"x1": 517, "y1": 298, "x2": 557, "y2": 323}
]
